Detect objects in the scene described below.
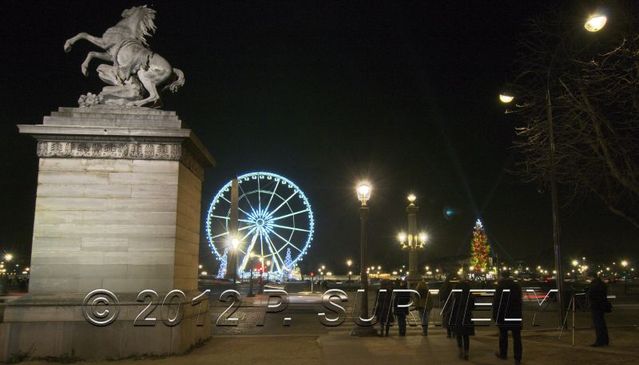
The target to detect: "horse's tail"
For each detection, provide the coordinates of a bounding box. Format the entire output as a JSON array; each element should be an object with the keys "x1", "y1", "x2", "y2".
[{"x1": 163, "y1": 67, "x2": 185, "y2": 93}]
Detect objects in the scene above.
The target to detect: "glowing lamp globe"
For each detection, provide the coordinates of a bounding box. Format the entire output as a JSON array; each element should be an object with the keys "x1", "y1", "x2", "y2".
[
  {"x1": 356, "y1": 182, "x2": 372, "y2": 205},
  {"x1": 407, "y1": 193, "x2": 416, "y2": 203},
  {"x1": 584, "y1": 14, "x2": 607, "y2": 32},
  {"x1": 499, "y1": 93, "x2": 514, "y2": 104}
]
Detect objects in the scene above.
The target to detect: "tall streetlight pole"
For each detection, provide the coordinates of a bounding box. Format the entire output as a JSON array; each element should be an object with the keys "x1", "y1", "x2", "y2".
[
  {"x1": 351, "y1": 181, "x2": 377, "y2": 336},
  {"x1": 500, "y1": 12, "x2": 607, "y2": 329},
  {"x1": 356, "y1": 183, "x2": 371, "y2": 317},
  {"x1": 346, "y1": 259, "x2": 353, "y2": 281},
  {"x1": 406, "y1": 194, "x2": 419, "y2": 285},
  {"x1": 398, "y1": 194, "x2": 428, "y2": 287}
]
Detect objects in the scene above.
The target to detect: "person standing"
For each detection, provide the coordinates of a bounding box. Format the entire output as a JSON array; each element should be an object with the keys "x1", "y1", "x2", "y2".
[
  {"x1": 587, "y1": 271, "x2": 610, "y2": 347},
  {"x1": 376, "y1": 280, "x2": 394, "y2": 337},
  {"x1": 451, "y1": 279, "x2": 475, "y2": 360},
  {"x1": 440, "y1": 274, "x2": 455, "y2": 338},
  {"x1": 394, "y1": 280, "x2": 411, "y2": 336},
  {"x1": 493, "y1": 271, "x2": 523, "y2": 365},
  {"x1": 416, "y1": 280, "x2": 433, "y2": 336}
]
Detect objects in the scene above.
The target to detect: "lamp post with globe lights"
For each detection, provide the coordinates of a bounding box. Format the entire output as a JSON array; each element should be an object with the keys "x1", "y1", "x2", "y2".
[
  {"x1": 356, "y1": 182, "x2": 370, "y2": 309},
  {"x1": 397, "y1": 194, "x2": 428, "y2": 286},
  {"x1": 346, "y1": 259, "x2": 353, "y2": 281},
  {"x1": 351, "y1": 181, "x2": 376, "y2": 336}
]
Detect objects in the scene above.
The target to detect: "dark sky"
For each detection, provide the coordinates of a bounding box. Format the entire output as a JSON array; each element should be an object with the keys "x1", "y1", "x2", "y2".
[{"x1": 1, "y1": 1, "x2": 636, "y2": 273}]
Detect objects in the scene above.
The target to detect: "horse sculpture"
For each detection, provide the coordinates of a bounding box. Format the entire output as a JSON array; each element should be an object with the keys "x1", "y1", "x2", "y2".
[{"x1": 64, "y1": 5, "x2": 184, "y2": 107}]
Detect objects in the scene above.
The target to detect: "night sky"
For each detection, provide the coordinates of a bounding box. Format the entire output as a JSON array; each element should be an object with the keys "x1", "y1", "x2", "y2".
[{"x1": 1, "y1": 1, "x2": 637, "y2": 273}]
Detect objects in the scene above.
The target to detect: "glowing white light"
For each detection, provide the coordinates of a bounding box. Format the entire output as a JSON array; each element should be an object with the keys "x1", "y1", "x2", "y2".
[
  {"x1": 407, "y1": 194, "x2": 417, "y2": 203},
  {"x1": 397, "y1": 232, "x2": 407, "y2": 243},
  {"x1": 621, "y1": 260, "x2": 628, "y2": 268},
  {"x1": 584, "y1": 14, "x2": 607, "y2": 32},
  {"x1": 356, "y1": 182, "x2": 372, "y2": 205},
  {"x1": 418, "y1": 232, "x2": 428, "y2": 244},
  {"x1": 499, "y1": 93, "x2": 514, "y2": 104}
]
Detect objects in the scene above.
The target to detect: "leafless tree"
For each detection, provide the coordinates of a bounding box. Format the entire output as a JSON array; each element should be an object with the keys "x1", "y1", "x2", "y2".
[{"x1": 509, "y1": 4, "x2": 639, "y2": 228}]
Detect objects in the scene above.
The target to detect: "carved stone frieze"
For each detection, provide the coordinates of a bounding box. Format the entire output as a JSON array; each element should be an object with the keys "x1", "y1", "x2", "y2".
[{"x1": 36, "y1": 141, "x2": 182, "y2": 160}]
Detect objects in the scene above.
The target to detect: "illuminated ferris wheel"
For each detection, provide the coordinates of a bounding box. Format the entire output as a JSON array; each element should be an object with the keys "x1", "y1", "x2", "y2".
[{"x1": 206, "y1": 172, "x2": 314, "y2": 275}]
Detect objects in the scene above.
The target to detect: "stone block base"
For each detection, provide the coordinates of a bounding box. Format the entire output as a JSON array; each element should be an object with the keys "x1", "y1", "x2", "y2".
[{"x1": 0, "y1": 293, "x2": 210, "y2": 361}]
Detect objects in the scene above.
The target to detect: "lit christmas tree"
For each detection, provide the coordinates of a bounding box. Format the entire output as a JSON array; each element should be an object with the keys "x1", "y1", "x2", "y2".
[
  {"x1": 470, "y1": 219, "x2": 491, "y2": 272},
  {"x1": 283, "y1": 248, "x2": 293, "y2": 279},
  {"x1": 216, "y1": 248, "x2": 228, "y2": 279}
]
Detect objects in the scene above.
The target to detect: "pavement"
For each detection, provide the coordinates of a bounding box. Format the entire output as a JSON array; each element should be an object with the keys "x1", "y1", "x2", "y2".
[
  {"x1": 14, "y1": 289, "x2": 639, "y2": 364},
  {"x1": 18, "y1": 327, "x2": 639, "y2": 365}
]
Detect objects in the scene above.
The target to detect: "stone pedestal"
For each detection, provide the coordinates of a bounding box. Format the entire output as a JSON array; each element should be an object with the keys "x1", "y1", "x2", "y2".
[{"x1": 0, "y1": 106, "x2": 214, "y2": 361}]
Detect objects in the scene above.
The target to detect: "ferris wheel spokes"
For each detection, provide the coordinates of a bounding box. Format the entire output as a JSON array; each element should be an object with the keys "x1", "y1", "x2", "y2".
[
  {"x1": 220, "y1": 195, "x2": 252, "y2": 217},
  {"x1": 267, "y1": 227, "x2": 303, "y2": 254},
  {"x1": 239, "y1": 228, "x2": 260, "y2": 272},
  {"x1": 263, "y1": 233, "x2": 285, "y2": 273},
  {"x1": 265, "y1": 190, "x2": 298, "y2": 221},
  {"x1": 269, "y1": 223, "x2": 310, "y2": 233},
  {"x1": 270, "y1": 208, "x2": 309, "y2": 222},
  {"x1": 206, "y1": 172, "x2": 314, "y2": 277},
  {"x1": 262, "y1": 179, "x2": 280, "y2": 214}
]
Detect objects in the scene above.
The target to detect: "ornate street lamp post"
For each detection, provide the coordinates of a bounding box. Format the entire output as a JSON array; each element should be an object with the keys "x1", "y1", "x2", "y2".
[
  {"x1": 351, "y1": 182, "x2": 377, "y2": 336},
  {"x1": 397, "y1": 194, "x2": 428, "y2": 287},
  {"x1": 356, "y1": 182, "x2": 371, "y2": 317},
  {"x1": 346, "y1": 259, "x2": 353, "y2": 281}
]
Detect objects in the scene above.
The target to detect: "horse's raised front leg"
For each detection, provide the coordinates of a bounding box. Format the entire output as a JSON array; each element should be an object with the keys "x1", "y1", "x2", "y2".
[
  {"x1": 64, "y1": 32, "x2": 107, "y2": 53},
  {"x1": 81, "y1": 51, "x2": 112, "y2": 76}
]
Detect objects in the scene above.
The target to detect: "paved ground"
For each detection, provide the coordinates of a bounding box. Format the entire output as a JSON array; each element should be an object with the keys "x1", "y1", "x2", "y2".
[
  {"x1": 18, "y1": 327, "x2": 639, "y2": 365},
  {"x1": 13, "y1": 289, "x2": 639, "y2": 364}
]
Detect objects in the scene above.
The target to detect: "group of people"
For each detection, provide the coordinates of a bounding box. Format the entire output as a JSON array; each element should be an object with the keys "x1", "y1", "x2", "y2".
[
  {"x1": 370, "y1": 270, "x2": 612, "y2": 364},
  {"x1": 373, "y1": 273, "x2": 523, "y2": 364},
  {"x1": 441, "y1": 272, "x2": 523, "y2": 363}
]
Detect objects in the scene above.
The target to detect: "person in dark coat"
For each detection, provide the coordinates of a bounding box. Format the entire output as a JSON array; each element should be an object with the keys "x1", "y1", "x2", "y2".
[
  {"x1": 451, "y1": 279, "x2": 475, "y2": 360},
  {"x1": 415, "y1": 280, "x2": 433, "y2": 336},
  {"x1": 439, "y1": 274, "x2": 455, "y2": 338},
  {"x1": 393, "y1": 279, "x2": 411, "y2": 336},
  {"x1": 375, "y1": 280, "x2": 394, "y2": 336},
  {"x1": 492, "y1": 271, "x2": 523, "y2": 365},
  {"x1": 587, "y1": 271, "x2": 610, "y2": 347}
]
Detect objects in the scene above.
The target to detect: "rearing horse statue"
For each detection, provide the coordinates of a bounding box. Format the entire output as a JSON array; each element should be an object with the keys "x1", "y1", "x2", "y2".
[{"x1": 64, "y1": 5, "x2": 184, "y2": 107}]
